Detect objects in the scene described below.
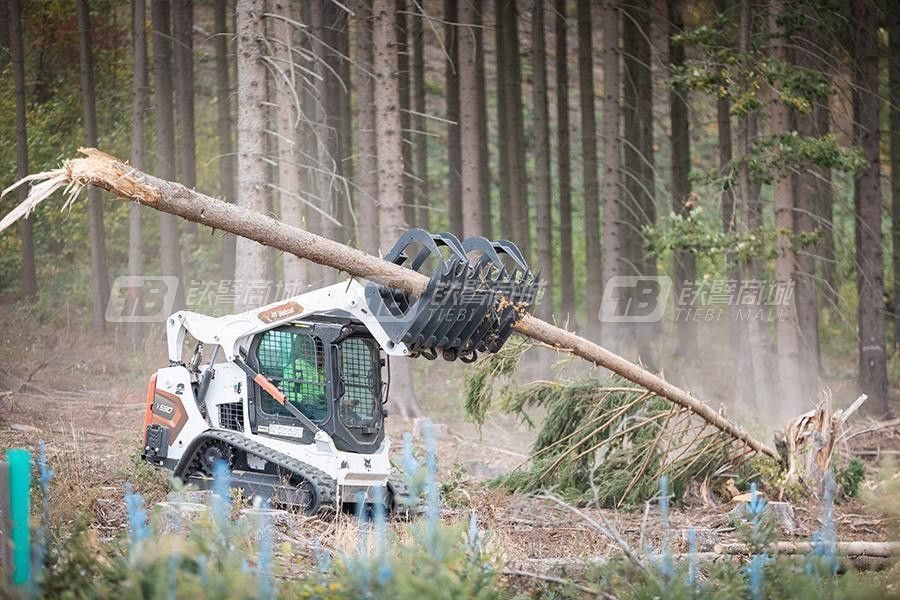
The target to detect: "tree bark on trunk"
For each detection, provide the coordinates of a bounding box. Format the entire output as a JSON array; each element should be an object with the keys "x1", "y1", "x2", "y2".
[
  {"x1": 502, "y1": 0, "x2": 530, "y2": 260},
  {"x1": 555, "y1": 0, "x2": 574, "y2": 323},
  {"x1": 475, "y1": 5, "x2": 491, "y2": 238},
  {"x1": 152, "y1": 0, "x2": 184, "y2": 308},
  {"x1": 411, "y1": 2, "x2": 428, "y2": 231},
  {"x1": 532, "y1": 0, "x2": 553, "y2": 320},
  {"x1": 735, "y1": 0, "x2": 765, "y2": 411},
  {"x1": 890, "y1": 8, "x2": 900, "y2": 349},
  {"x1": 337, "y1": 10, "x2": 354, "y2": 243},
  {"x1": 272, "y1": 0, "x2": 305, "y2": 285},
  {"x1": 577, "y1": 0, "x2": 602, "y2": 336},
  {"x1": 397, "y1": 0, "x2": 414, "y2": 229},
  {"x1": 77, "y1": 0, "x2": 110, "y2": 331},
  {"x1": 173, "y1": 0, "x2": 196, "y2": 240},
  {"x1": 0, "y1": 0, "x2": 8, "y2": 71},
  {"x1": 354, "y1": 0, "x2": 379, "y2": 255},
  {"x1": 768, "y1": 0, "x2": 803, "y2": 417},
  {"x1": 9, "y1": 0, "x2": 36, "y2": 297},
  {"x1": 459, "y1": 0, "x2": 482, "y2": 238},
  {"x1": 601, "y1": 0, "x2": 622, "y2": 351},
  {"x1": 444, "y1": 0, "x2": 462, "y2": 236},
  {"x1": 214, "y1": 0, "x2": 237, "y2": 280},
  {"x1": 128, "y1": 0, "x2": 147, "y2": 347},
  {"x1": 495, "y1": 0, "x2": 511, "y2": 240},
  {"x1": 792, "y1": 20, "x2": 822, "y2": 395},
  {"x1": 0, "y1": 148, "x2": 780, "y2": 458},
  {"x1": 373, "y1": 0, "x2": 422, "y2": 419},
  {"x1": 852, "y1": 0, "x2": 890, "y2": 417},
  {"x1": 234, "y1": 0, "x2": 272, "y2": 308}
]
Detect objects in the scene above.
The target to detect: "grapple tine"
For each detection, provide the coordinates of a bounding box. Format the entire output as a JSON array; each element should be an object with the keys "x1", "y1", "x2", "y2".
[{"x1": 364, "y1": 229, "x2": 539, "y2": 361}]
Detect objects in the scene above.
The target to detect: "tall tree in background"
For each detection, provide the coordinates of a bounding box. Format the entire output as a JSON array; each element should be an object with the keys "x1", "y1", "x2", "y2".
[
  {"x1": 502, "y1": 0, "x2": 529, "y2": 258},
  {"x1": 768, "y1": 0, "x2": 802, "y2": 412},
  {"x1": 372, "y1": 0, "x2": 421, "y2": 418},
  {"x1": 354, "y1": 0, "x2": 379, "y2": 254},
  {"x1": 601, "y1": 0, "x2": 622, "y2": 350},
  {"x1": 77, "y1": 0, "x2": 110, "y2": 330},
  {"x1": 444, "y1": 0, "x2": 462, "y2": 235},
  {"x1": 397, "y1": 0, "x2": 414, "y2": 228},
  {"x1": 459, "y1": 0, "x2": 482, "y2": 237},
  {"x1": 272, "y1": 0, "x2": 305, "y2": 284},
  {"x1": 152, "y1": 0, "x2": 184, "y2": 306},
  {"x1": 214, "y1": 0, "x2": 237, "y2": 279},
  {"x1": 234, "y1": 0, "x2": 272, "y2": 305},
  {"x1": 495, "y1": 0, "x2": 510, "y2": 240},
  {"x1": 128, "y1": 0, "x2": 147, "y2": 347},
  {"x1": 668, "y1": 0, "x2": 694, "y2": 354},
  {"x1": 0, "y1": 0, "x2": 8, "y2": 69},
  {"x1": 9, "y1": 0, "x2": 36, "y2": 297},
  {"x1": 475, "y1": 5, "x2": 490, "y2": 237},
  {"x1": 792, "y1": 17, "x2": 822, "y2": 392},
  {"x1": 852, "y1": 0, "x2": 889, "y2": 416},
  {"x1": 555, "y1": 0, "x2": 574, "y2": 322},
  {"x1": 577, "y1": 0, "x2": 601, "y2": 334},
  {"x1": 890, "y1": 9, "x2": 900, "y2": 349},
  {"x1": 412, "y1": 2, "x2": 428, "y2": 230},
  {"x1": 173, "y1": 0, "x2": 196, "y2": 239},
  {"x1": 532, "y1": 0, "x2": 553, "y2": 319}
]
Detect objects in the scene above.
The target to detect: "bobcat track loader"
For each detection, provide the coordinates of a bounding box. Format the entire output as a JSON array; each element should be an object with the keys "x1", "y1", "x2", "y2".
[{"x1": 140, "y1": 229, "x2": 538, "y2": 514}]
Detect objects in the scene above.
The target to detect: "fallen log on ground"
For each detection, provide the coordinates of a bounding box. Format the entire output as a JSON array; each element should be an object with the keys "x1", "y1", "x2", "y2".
[{"x1": 0, "y1": 148, "x2": 778, "y2": 459}]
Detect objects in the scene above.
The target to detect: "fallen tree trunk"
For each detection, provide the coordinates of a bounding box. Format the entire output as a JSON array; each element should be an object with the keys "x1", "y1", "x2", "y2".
[{"x1": 0, "y1": 148, "x2": 778, "y2": 459}]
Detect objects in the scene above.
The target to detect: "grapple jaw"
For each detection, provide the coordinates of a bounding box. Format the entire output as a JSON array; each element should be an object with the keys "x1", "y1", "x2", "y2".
[{"x1": 363, "y1": 229, "x2": 539, "y2": 361}]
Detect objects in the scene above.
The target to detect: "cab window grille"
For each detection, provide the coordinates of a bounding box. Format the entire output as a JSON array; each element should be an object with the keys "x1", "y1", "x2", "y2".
[
  {"x1": 256, "y1": 329, "x2": 327, "y2": 422},
  {"x1": 219, "y1": 402, "x2": 244, "y2": 431},
  {"x1": 338, "y1": 337, "x2": 379, "y2": 428}
]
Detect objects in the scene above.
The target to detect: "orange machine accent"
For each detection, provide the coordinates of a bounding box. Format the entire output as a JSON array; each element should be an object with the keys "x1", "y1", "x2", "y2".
[
  {"x1": 254, "y1": 373, "x2": 287, "y2": 405},
  {"x1": 142, "y1": 373, "x2": 158, "y2": 445}
]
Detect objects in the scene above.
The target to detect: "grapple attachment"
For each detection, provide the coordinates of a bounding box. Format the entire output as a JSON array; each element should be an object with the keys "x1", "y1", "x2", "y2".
[{"x1": 363, "y1": 229, "x2": 539, "y2": 361}]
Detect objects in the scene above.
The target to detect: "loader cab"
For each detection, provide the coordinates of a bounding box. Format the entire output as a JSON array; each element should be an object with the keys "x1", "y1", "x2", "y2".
[{"x1": 246, "y1": 316, "x2": 387, "y2": 454}]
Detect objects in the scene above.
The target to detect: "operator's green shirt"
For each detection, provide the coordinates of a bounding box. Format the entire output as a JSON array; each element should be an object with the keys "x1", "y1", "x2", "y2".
[{"x1": 282, "y1": 357, "x2": 327, "y2": 421}]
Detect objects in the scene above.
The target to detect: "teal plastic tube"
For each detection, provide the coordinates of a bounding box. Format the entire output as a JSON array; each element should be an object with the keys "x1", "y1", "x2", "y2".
[{"x1": 6, "y1": 449, "x2": 31, "y2": 586}]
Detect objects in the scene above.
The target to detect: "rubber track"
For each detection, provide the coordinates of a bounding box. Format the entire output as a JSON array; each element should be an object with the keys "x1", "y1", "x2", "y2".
[{"x1": 174, "y1": 429, "x2": 337, "y2": 514}]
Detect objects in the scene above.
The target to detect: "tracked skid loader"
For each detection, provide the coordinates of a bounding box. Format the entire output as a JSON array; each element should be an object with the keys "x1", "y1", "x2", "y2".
[{"x1": 140, "y1": 230, "x2": 538, "y2": 514}]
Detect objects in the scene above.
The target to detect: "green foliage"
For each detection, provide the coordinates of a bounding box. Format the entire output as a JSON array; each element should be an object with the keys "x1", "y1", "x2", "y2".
[
  {"x1": 463, "y1": 336, "x2": 529, "y2": 428},
  {"x1": 748, "y1": 133, "x2": 867, "y2": 181},
  {"x1": 836, "y1": 458, "x2": 866, "y2": 499}
]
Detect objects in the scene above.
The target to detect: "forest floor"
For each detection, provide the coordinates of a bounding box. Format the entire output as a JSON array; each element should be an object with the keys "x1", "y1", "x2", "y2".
[{"x1": 0, "y1": 311, "x2": 897, "y2": 579}]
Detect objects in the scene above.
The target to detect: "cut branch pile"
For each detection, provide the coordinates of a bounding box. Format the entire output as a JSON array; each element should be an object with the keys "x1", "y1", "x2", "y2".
[{"x1": 1, "y1": 148, "x2": 777, "y2": 461}]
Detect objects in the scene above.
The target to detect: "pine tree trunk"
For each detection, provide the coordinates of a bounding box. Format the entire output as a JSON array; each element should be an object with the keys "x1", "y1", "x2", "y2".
[
  {"x1": 234, "y1": 0, "x2": 272, "y2": 308},
  {"x1": 337, "y1": 11, "x2": 354, "y2": 242},
  {"x1": 411, "y1": 2, "x2": 428, "y2": 230},
  {"x1": 735, "y1": 0, "x2": 765, "y2": 411},
  {"x1": 397, "y1": 0, "x2": 414, "y2": 229},
  {"x1": 459, "y1": 0, "x2": 482, "y2": 237},
  {"x1": 532, "y1": 0, "x2": 553, "y2": 320},
  {"x1": 622, "y1": 1, "x2": 641, "y2": 277},
  {"x1": 502, "y1": 0, "x2": 530, "y2": 260},
  {"x1": 444, "y1": 0, "x2": 462, "y2": 235},
  {"x1": 555, "y1": 0, "x2": 575, "y2": 324},
  {"x1": 495, "y1": 0, "x2": 511, "y2": 240},
  {"x1": 601, "y1": 0, "x2": 622, "y2": 350},
  {"x1": 0, "y1": 0, "x2": 8, "y2": 70},
  {"x1": 322, "y1": 1, "x2": 347, "y2": 249},
  {"x1": 77, "y1": 0, "x2": 110, "y2": 330},
  {"x1": 852, "y1": 0, "x2": 890, "y2": 417},
  {"x1": 214, "y1": 0, "x2": 237, "y2": 280},
  {"x1": 272, "y1": 0, "x2": 305, "y2": 285},
  {"x1": 128, "y1": 0, "x2": 147, "y2": 347},
  {"x1": 354, "y1": 0, "x2": 380, "y2": 255},
  {"x1": 173, "y1": 0, "x2": 196, "y2": 240},
  {"x1": 9, "y1": 0, "x2": 36, "y2": 297},
  {"x1": 373, "y1": 0, "x2": 422, "y2": 419},
  {"x1": 577, "y1": 0, "x2": 601, "y2": 335},
  {"x1": 768, "y1": 0, "x2": 803, "y2": 416},
  {"x1": 792, "y1": 19, "x2": 822, "y2": 395},
  {"x1": 475, "y1": 5, "x2": 491, "y2": 238},
  {"x1": 890, "y1": 8, "x2": 900, "y2": 349},
  {"x1": 152, "y1": 0, "x2": 184, "y2": 307}
]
